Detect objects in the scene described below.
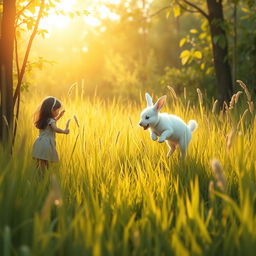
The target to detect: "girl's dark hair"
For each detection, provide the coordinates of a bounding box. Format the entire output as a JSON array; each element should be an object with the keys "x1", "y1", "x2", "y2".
[{"x1": 34, "y1": 97, "x2": 61, "y2": 129}]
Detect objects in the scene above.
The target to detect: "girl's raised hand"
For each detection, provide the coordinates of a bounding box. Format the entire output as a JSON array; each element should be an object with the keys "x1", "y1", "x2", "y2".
[{"x1": 64, "y1": 119, "x2": 71, "y2": 134}]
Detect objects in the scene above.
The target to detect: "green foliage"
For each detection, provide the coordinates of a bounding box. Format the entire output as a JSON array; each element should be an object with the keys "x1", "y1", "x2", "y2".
[
  {"x1": 11, "y1": 0, "x2": 256, "y2": 102},
  {"x1": 180, "y1": 49, "x2": 202, "y2": 65},
  {"x1": 213, "y1": 34, "x2": 227, "y2": 49},
  {"x1": 103, "y1": 50, "x2": 160, "y2": 99},
  {"x1": 234, "y1": 5, "x2": 256, "y2": 92},
  {"x1": 160, "y1": 66, "x2": 215, "y2": 101},
  {"x1": 178, "y1": 20, "x2": 214, "y2": 75}
]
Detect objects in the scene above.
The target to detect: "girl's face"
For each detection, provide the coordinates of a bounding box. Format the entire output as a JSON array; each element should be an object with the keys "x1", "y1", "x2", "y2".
[{"x1": 52, "y1": 108, "x2": 61, "y2": 118}]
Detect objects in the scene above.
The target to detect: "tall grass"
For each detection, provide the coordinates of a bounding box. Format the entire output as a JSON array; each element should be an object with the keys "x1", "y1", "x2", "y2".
[{"x1": 0, "y1": 84, "x2": 256, "y2": 256}]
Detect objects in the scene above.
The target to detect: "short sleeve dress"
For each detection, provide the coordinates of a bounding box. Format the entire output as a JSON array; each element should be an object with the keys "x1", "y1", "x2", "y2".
[{"x1": 32, "y1": 118, "x2": 59, "y2": 162}]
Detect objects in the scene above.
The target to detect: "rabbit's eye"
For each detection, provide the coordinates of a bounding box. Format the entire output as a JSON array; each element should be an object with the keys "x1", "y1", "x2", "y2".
[{"x1": 145, "y1": 116, "x2": 149, "y2": 120}]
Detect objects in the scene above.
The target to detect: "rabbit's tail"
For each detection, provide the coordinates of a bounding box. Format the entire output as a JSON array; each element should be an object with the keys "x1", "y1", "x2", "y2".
[{"x1": 187, "y1": 120, "x2": 198, "y2": 132}]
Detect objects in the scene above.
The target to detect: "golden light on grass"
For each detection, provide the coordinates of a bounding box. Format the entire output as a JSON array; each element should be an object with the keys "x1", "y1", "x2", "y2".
[
  {"x1": 2, "y1": 83, "x2": 255, "y2": 254},
  {"x1": 40, "y1": 175, "x2": 62, "y2": 222}
]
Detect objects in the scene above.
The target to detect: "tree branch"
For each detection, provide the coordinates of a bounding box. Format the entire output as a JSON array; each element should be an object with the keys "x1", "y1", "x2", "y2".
[
  {"x1": 180, "y1": 0, "x2": 209, "y2": 19},
  {"x1": 177, "y1": 2, "x2": 198, "y2": 14},
  {"x1": 13, "y1": 0, "x2": 45, "y2": 146},
  {"x1": 16, "y1": 0, "x2": 34, "y2": 18},
  {"x1": 147, "y1": 5, "x2": 171, "y2": 19},
  {"x1": 13, "y1": 0, "x2": 45, "y2": 105},
  {"x1": 14, "y1": 34, "x2": 20, "y2": 78}
]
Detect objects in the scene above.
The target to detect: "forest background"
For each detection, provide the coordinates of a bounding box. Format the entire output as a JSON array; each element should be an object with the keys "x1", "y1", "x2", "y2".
[{"x1": 1, "y1": 0, "x2": 256, "y2": 105}]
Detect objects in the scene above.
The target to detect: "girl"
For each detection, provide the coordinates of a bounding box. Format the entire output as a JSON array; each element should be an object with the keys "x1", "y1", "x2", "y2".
[{"x1": 32, "y1": 96, "x2": 70, "y2": 172}]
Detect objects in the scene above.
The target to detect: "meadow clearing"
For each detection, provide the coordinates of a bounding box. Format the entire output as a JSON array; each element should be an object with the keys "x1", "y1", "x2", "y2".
[{"x1": 0, "y1": 83, "x2": 256, "y2": 256}]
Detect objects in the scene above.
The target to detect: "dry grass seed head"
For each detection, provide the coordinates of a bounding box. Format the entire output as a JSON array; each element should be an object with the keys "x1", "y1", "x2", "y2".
[
  {"x1": 235, "y1": 91, "x2": 243, "y2": 104},
  {"x1": 208, "y1": 180, "x2": 215, "y2": 200},
  {"x1": 226, "y1": 128, "x2": 235, "y2": 150},
  {"x1": 128, "y1": 116, "x2": 133, "y2": 128},
  {"x1": 229, "y1": 94, "x2": 236, "y2": 109},
  {"x1": 248, "y1": 101, "x2": 254, "y2": 115},
  {"x1": 237, "y1": 80, "x2": 251, "y2": 102},
  {"x1": 67, "y1": 82, "x2": 78, "y2": 96},
  {"x1": 196, "y1": 88, "x2": 203, "y2": 105},
  {"x1": 212, "y1": 100, "x2": 218, "y2": 113},
  {"x1": 167, "y1": 86, "x2": 177, "y2": 100},
  {"x1": 115, "y1": 131, "x2": 121, "y2": 144},
  {"x1": 73, "y1": 115, "x2": 80, "y2": 127},
  {"x1": 211, "y1": 159, "x2": 226, "y2": 192},
  {"x1": 223, "y1": 101, "x2": 229, "y2": 113},
  {"x1": 237, "y1": 109, "x2": 249, "y2": 129}
]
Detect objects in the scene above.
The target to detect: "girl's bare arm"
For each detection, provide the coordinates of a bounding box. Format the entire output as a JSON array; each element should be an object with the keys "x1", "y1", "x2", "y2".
[{"x1": 50, "y1": 121, "x2": 70, "y2": 134}]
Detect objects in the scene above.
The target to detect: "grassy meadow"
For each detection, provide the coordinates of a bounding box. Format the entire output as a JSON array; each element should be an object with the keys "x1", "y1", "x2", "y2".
[{"x1": 0, "y1": 84, "x2": 256, "y2": 256}]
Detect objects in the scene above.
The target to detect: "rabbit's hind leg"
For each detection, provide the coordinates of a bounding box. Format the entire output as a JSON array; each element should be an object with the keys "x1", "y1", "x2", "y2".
[
  {"x1": 166, "y1": 140, "x2": 177, "y2": 157},
  {"x1": 179, "y1": 137, "x2": 191, "y2": 158}
]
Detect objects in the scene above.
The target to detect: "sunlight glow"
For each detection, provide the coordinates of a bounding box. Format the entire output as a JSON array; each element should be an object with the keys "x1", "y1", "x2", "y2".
[
  {"x1": 24, "y1": 0, "x2": 154, "y2": 33},
  {"x1": 82, "y1": 46, "x2": 89, "y2": 52},
  {"x1": 56, "y1": 0, "x2": 76, "y2": 12},
  {"x1": 37, "y1": 0, "x2": 127, "y2": 32},
  {"x1": 97, "y1": 6, "x2": 120, "y2": 21},
  {"x1": 84, "y1": 16, "x2": 101, "y2": 27},
  {"x1": 102, "y1": 0, "x2": 121, "y2": 4},
  {"x1": 40, "y1": 0, "x2": 77, "y2": 30}
]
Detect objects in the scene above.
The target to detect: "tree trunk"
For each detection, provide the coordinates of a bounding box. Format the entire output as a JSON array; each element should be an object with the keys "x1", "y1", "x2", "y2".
[
  {"x1": 233, "y1": 2, "x2": 237, "y2": 88},
  {"x1": 0, "y1": 0, "x2": 16, "y2": 144},
  {"x1": 206, "y1": 0, "x2": 233, "y2": 105}
]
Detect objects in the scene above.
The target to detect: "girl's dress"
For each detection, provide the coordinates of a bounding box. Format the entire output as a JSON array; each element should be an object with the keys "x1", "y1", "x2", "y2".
[{"x1": 32, "y1": 118, "x2": 59, "y2": 162}]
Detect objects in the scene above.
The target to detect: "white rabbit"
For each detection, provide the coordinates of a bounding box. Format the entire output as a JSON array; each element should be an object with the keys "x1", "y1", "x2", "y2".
[{"x1": 139, "y1": 93, "x2": 197, "y2": 158}]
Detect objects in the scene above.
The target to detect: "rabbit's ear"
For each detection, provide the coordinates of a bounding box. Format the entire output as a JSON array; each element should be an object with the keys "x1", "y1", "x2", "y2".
[
  {"x1": 145, "y1": 93, "x2": 153, "y2": 107},
  {"x1": 154, "y1": 95, "x2": 166, "y2": 112}
]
